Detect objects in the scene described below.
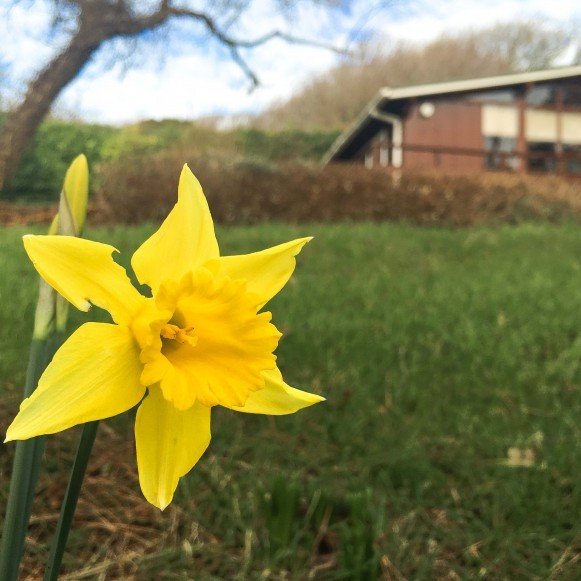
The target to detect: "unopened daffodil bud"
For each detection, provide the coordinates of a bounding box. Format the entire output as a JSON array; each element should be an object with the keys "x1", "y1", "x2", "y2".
[
  {"x1": 48, "y1": 154, "x2": 89, "y2": 237},
  {"x1": 36, "y1": 155, "x2": 89, "y2": 337}
]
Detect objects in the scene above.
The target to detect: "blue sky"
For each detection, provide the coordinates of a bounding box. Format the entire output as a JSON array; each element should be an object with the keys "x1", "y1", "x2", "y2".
[{"x1": 1, "y1": 0, "x2": 579, "y2": 124}]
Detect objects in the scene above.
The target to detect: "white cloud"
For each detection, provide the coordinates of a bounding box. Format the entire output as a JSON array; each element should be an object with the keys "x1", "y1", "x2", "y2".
[
  {"x1": 0, "y1": 2, "x2": 67, "y2": 86},
  {"x1": 2, "y1": 0, "x2": 580, "y2": 124},
  {"x1": 54, "y1": 0, "x2": 351, "y2": 123},
  {"x1": 382, "y1": 0, "x2": 579, "y2": 44}
]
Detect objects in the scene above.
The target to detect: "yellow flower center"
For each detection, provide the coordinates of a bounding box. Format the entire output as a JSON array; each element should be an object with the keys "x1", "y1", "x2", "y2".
[
  {"x1": 137, "y1": 266, "x2": 281, "y2": 411},
  {"x1": 160, "y1": 323, "x2": 198, "y2": 346}
]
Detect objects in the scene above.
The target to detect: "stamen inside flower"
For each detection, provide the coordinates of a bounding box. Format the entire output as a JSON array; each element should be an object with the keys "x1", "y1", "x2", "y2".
[{"x1": 160, "y1": 323, "x2": 198, "y2": 346}]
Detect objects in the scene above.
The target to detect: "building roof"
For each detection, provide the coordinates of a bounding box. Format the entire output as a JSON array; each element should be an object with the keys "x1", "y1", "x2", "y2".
[
  {"x1": 379, "y1": 66, "x2": 581, "y2": 101},
  {"x1": 323, "y1": 65, "x2": 581, "y2": 164}
]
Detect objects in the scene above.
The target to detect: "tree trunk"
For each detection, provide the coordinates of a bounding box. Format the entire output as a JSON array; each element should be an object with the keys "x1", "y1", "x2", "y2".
[
  {"x1": 0, "y1": 0, "x2": 282, "y2": 192},
  {"x1": 0, "y1": 29, "x2": 103, "y2": 193}
]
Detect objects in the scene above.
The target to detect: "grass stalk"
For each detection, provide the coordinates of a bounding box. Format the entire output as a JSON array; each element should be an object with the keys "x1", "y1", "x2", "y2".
[
  {"x1": 43, "y1": 421, "x2": 99, "y2": 581},
  {"x1": 0, "y1": 335, "x2": 63, "y2": 580}
]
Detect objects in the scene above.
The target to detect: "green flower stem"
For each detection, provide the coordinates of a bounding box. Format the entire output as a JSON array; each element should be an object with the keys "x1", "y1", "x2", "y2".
[
  {"x1": 44, "y1": 421, "x2": 99, "y2": 581},
  {"x1": 0, "y1": 334, "x2": 63, "y2": 581}
]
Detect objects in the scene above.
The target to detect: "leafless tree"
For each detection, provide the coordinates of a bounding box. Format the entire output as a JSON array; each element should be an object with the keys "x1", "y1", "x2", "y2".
[
  {"x1": 0, "y1": 0, "x2": 347, "y2": 191},
  {"x1": 257, "y1": 20, "x2": 580, "y2": 130}
]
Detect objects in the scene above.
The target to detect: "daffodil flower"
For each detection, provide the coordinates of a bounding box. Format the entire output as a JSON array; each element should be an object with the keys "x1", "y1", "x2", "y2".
[{"x1": 5, "y1": 166, "x2": 324, "y2": 510}]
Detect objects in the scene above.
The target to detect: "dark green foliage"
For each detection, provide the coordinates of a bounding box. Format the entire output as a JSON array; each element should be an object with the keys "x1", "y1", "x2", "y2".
[
  {"x1": 1, "y1": 117, "x2": 338, "y2": 201},
  {"x1": 259, "y1": 477, "x2": 380, "y2": 576},
  {"x1": 262, "y1": 476, "x2": 302, "y2": 558},
  {"x1": 4, "y1": 120, "x2": 115, "y2": 200},
  {"x1": 235, "y1": 128, "x2": 340, "y2": 162},
  {"x1": 337, "y1": 491, "x2": 381, "y2": 580}
]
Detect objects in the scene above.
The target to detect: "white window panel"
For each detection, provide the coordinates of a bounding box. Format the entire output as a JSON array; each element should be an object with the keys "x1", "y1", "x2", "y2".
[{"x1": 482, "y1": 105, "x2": 518, "y2": 138}]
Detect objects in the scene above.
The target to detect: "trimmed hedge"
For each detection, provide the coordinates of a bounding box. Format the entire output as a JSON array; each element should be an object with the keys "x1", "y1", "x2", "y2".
[{"x1": 95, "y1": 152, "x2": 580, "y2": 226}]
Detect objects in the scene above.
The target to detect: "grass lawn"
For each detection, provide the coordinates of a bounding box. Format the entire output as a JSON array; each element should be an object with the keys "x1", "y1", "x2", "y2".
[{"x1": 0, "y1": 221, "x2": 580, "y2": 578}]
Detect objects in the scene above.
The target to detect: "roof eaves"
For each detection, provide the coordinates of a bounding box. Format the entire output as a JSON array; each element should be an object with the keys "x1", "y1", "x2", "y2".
[
  {"x1": 383, "y1": 65, "x2": 581, "y2": 101},
  {"x1": 321, "y1": 93, "x2": 387, "y2": 165}
]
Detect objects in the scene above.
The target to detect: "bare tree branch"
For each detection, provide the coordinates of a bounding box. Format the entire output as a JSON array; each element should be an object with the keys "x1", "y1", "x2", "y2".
[
  {"x1": 0, "y1": 0, "x2": 354, "y2": 190},
  {"x1": 167, "y1": 6, "x2": 346, "y2": 51},
  {"x1": 164, "y1": 4, "x2": 349, "y2": 88},
  {"x1": 228, "y1": 46, "x2": 260, "y2": 90}
]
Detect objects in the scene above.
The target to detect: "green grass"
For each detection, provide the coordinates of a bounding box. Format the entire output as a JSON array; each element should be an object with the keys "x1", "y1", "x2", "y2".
[{"x1": 1, "y1": 222, "x2": 580, "y2": 578}]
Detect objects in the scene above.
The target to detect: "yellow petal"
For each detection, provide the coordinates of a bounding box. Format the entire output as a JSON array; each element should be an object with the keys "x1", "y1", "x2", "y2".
[
  {"x1": 227, "y1": 367, "x2": 325, "y2": 415},
  {"x1": 135, "y1": 387, "x2": 211, "y2": 510},
  {"x1": 23, "y1": 235, "x2": 144, "y2": 325},
  {"x1": 209, "y1": 237, "x2": 312, "y2": 307},
  {"x1": 131, "y1": 165, "x2": 219, "y2": 293},
  {"x1": 5, "y1": 323, "x2": 145, "y2": 441}
]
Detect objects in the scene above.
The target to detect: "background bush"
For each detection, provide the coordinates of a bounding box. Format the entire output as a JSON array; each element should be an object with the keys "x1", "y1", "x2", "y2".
[
  {"x1": 0, "y1": 116, "x2": 338, "y2": 200},
  {"x1": 2, "y1": 118, "x2": 116, "y2": 200},
  {"x1": 95, "y1": 151, "x2": 580, "y2": 226}
]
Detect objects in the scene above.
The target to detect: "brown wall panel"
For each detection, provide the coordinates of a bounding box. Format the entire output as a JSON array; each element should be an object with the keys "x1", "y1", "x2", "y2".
[{"x1": 403, "y1": 99, "x2": 482, "y2": 171}]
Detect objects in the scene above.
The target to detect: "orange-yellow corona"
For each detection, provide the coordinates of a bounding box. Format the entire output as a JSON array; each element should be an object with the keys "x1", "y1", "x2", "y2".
[{"x1": 5, "y1": 165, "x2": 324, "y2": 509}]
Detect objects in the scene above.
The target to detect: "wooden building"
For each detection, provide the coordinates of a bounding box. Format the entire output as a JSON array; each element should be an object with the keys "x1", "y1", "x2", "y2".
[{"x1": 323, "y1": 66, "x2": 581, "y2": 176}]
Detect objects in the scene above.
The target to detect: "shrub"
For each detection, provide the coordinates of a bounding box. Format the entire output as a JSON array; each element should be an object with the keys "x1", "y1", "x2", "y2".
[
  {"x1": 94, "y1": 151, "x2": 581, "y2": 226},
  {"x1": 5, "y1": 120, "x2": 115, "y2": 200},
  {"x1": 0, "y1": 116, "x2": 338, "y2": 201},
  {"x1": 234, "y1": 129, "x2": 340, "y2": 162}
]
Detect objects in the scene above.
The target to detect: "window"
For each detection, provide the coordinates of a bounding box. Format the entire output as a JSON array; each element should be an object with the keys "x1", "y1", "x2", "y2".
[
  {"x1": 483, "y1": 136, "x2": 518, "y2": 170},
  {"x1": 365, "y1": 149, "x2": 374, "y2": 169},
  {"x1": 379, "y1": 129, "x2": 390, "y2": 167},
  {"x1": 562, "y1": 84, "x2": 581, "y2": 107},
  {"x1": 470, "y1": 90, "x2": 515, "y2": 103},
  {"x1": 527, "y1": 142, "x2": 556, "y2": 173},
  {"x1": 564, "y1": 145, "x2": 581, "y2": 174},
  {"x1": 527, "y1": 86, "x2": 555, "y2": 106},
  {"x1": 379, "y1": 144, "x2": 388, "y2": 167},
  {"x1": 525, "y1": 83, "x2": 581, "y2": 108}
]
